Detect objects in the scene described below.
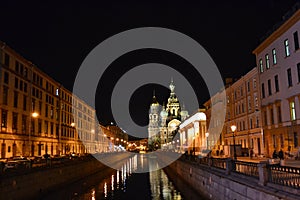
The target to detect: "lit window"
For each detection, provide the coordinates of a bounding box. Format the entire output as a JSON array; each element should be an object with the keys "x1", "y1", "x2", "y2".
[
  {"x1": 284, "y1": 39, "x2": 290, "y2": 57},
  {"x1": 56, "y1": 88, "x2": 59, "y2": 96},
  {"x1": 272, "y1": 49, "x2": 277, "y2": 65},
  {"x1": 259, "y1": 59, "x2": 263, "y2": 73},
  {"x1": 290, "y1": 101, "x2": 296, "y2": 121},
  {"x1": 265, "y1": 54, "x2": 270, "y2": 69}
]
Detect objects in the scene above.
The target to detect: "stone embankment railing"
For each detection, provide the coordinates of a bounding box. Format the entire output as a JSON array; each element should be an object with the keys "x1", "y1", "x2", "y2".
[{"x1": 164, "y1": 154, "x2": 300, "y2": 200}]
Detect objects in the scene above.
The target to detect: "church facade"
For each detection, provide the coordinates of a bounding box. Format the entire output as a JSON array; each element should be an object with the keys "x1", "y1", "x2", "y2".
[{"x1": 148, "y1": 80, "x2": 189, "y2": 150}]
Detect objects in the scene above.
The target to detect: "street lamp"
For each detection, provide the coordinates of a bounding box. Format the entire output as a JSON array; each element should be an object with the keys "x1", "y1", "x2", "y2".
[
  {"x1": 205, "y1": 132, "x2": 209, "y2": 150},
  {"x1": 192, "y1": 136, "x2": 195, "y2": 156},
  {"x1": 29, "y1": 112, "x2": 39, "y2": 156},
  {"x1": 230, "y1": 125, "x2": 237, "y2": 160}
]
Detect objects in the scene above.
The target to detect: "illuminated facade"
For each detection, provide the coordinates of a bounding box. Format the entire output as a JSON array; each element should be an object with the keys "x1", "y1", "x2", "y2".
[
  {"x1": 179, "y1": 110, "x2": 207, "y2": 154},
  {"x1": 148, "y1": 80, "x2": 189, "y2": 149},
  {"x1": 204, "y1": 68, "x2": 263, "y2": 157},
  {"x1": 0, "y1": 41, "x2": 108, "y2": 158},
  {"x1": 253, "y1": 6, "x2": 300, "y2": 157}
]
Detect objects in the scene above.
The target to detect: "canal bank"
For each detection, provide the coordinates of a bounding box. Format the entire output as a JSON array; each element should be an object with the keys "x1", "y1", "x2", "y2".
[
  {"x1": 0, "y1": 153, "x2": 132, "y2": 200},
  {"x1": 164, "y1": 155, "x2": 300, "y2": 200}
]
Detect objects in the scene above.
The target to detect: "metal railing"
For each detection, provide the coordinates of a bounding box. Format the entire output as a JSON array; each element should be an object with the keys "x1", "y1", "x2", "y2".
[
  {"x1": 268, "y1": 165, "x2": 300, "y2": 189},
  {"x1": 211, "y1": 158, "x2": 227, "y2": 170},
  {"x1": 233, "y1": 160, "x2": 259, "y2": 179}
]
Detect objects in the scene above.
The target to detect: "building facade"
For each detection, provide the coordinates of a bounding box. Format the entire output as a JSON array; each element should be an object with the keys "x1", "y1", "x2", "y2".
[
  {"x1": 0, "y1": 41, "x2": 109, "y2": 158},
  {"x1": 253, "y1": 5, "x2": 300, "y2": 157},
  {"x1": 148, "y1": 80, "x2": 189, "y2": 149},
  {"x1": 178, "y1": 109, "x2": 207, "y2": 154},
  {"x1": 204, "y1": 68, "x2": 263, "y2": 157}
]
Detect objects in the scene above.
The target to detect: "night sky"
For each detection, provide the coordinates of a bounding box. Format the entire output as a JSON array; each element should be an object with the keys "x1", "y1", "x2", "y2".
[{"x1": 0, "y1": 1, "x2": 298, "y2": 128}]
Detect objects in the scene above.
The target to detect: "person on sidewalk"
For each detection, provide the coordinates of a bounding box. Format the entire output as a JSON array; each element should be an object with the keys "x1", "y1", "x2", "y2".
[
  {"x1": 272, "y1": 150, "x2": 278, "y2": 159},
  {"x1": 278, "y1": 149, "x2": 284, "y2": 160}
]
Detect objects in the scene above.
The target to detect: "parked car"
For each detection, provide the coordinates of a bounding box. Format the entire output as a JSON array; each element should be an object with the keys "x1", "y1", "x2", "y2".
[{"x1": 4, "y1": 161, "x2": 19, "y2": 171}]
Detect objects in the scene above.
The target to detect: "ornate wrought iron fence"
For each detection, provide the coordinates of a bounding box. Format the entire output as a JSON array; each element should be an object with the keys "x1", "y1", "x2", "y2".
[
  {"x1": 268, "y1": 165, "x2": 300, "y2": 189},
  {"x1": 233, "y1": 160, "x2": 259, "y2": 179}
]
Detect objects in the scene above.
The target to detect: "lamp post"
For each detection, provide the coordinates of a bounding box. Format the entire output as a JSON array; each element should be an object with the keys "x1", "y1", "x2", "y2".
[
  {"x1": 29, "y1": 112, "x2": 39, "y2": 156},
  {"x1": 192, "y1": 136, "x2": 195, "y2": 156},
  {"x1": 231, "y1": 125, "x2": 237, "y2": 160},
  {"x1": 205, "y1": 132, "x2": 209, "y2": 150}
]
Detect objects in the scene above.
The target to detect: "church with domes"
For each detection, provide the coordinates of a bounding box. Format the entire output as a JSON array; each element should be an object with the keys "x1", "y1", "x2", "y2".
[{"x1": 148, "y1": 80, "x2": 189, "y2": 150}]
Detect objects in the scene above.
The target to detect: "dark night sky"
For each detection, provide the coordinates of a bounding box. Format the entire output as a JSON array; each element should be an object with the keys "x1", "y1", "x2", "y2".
[{"x1": 0, "y1": 0, "x2": 298, "y2": 127}]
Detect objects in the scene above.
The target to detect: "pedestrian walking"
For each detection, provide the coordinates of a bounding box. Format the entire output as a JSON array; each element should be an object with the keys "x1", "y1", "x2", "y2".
[
  {"x1": 272, "y1": 150, "x2": 278, "y2": 159},
  {"x1": 278, "y1": 149, "x2": 284, "y2": 160}
]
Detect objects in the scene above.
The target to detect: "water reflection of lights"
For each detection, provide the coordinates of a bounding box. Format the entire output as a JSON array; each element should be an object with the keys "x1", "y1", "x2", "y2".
[
  {"x1": 104, "y1": 182, "x2": 107, "y2": 198},
  {"x1": 116, "y1": 170, "x2": 119, "y2": 188},
  {"x1": 111, "y1": 175, "x2": 114, "y2": 191},
  {"x1": 91, "y1": 189, "x2": 96, "y2": 200}
]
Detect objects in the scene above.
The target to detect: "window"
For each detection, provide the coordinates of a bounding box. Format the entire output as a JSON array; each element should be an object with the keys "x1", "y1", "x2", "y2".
[
  {"x1": 44, "y1": 121, "x2": 48, "y2": 134},
  {"x1": 270, "y1": 108, "x2": 274, "y2": 125},
  {"x1": 14, "y1": 78, "x2": 18, "y2": 89},
  {"x1": 277, "y1": 105, "x2": 282, "y2": 123},
  {"x1": 250, "y1": 118, "x2": 253, "y2": 129},
  {"x1": 1, "y1": 110, "x2": 8, "y2": 128},
  {"x1": 267, "y1": 79, "x2": 272, "y2": 96},
  {"x1": 294, "y1": 132, "x2": 298, "y2": 148},
  {"x1": 13, "y1": 91, "x2": 18, "y2": 108},
  {"x1": 22, "y1": 115, "x2": 27, "y2": 134},
  {"x1": 294, "y1": 31, "x2": 299, "y2": 50},
  {"x1": 273, "y1": 135, "x2": 276, "y2": 148},
  {"x1": 253, "y1": 78, "x2": 257, "y2": 89},
  {"x1": 45, "y1": 105, "x2": 48, "y2": 117},
  {"x1": 275, "y1": 75, "x2": 279, "y2": 92},
  {"x1": 2, "y1": 86, "x2": 8, "y2": 105},
  {"x1": 297, "y1": 63, "x2": 300, "y2": 83},
  {"x1": 280, "y1": 134, "x2": 284, "y2": 148},
  {"x1": 50, "y1": 122, "x2": 54, "y2": 135},
  {"x1": 23, "y1": 95, "x2": 27, "y2": 111},
  {"x1": 290, "y1": 101, "x2": 296, "y2": 121},
  {"x1": 272, "y1": 48, "x2": 277, "y2": 65},
  {"x1": 4, "y1": 72, "x2": 9, "y2": 84},
  {"x1": 12, "y1": 112, "x2": 18, "y2": 131},
  {"x1": 4, "y1": 53, "x2": 10, "y2": 67},
  {"x1": 38, "y1": 119, "x2": 42, "y2": 134},
  {"x1": 264, "y1": 111, "x2": 268, "y2": 126},
  {"x1": 285, "y1": 39, "x2": 290, "y2": 57},
  {"x1": 265, "y1": 54, "x2": 270, "y2": 69},
  {"x1": 261, "y1": 83, "x2": 265, "y2": 98},
  {"x1": 15, "y1": 61, "x2": 19, "y2": 73},
  {"x1": 259, "y1": 59, "x2": 263, "y2": 72},
  {"x1": 287, "y1": 68, "x2": 293, "y2": 87},
  {"x1": 247, "y1": 81, "x2": 250, "y2": 92}
]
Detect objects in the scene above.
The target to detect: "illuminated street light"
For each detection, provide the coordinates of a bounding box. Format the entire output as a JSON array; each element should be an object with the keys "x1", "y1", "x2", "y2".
[
  {"x1": 231, "y1": 125, "x2": 237, "y2": 160},
  {"x1": 31, "y1": 112, "x2": 39, "y2": 118},
  {"x1": 71, "y1": 122, "x2": 75, "y2": 127}
]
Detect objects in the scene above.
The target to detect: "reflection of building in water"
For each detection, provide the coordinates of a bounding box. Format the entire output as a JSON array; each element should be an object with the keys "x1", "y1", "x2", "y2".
[
  {"x1": 148, "y1": 80, "x2": 189, "y2": 149},
  {"x1": 149, "y1": 162, "x2": 182, "y2": 199}
]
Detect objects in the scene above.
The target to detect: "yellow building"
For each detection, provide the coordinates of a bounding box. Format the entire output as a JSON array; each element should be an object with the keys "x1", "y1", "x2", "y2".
[
  {"x1": 204, "y1": 68, "x2": 263, "y2": 157},
  {"x1": 0, "y1": 41, "x2": 109, "y2": 158}
]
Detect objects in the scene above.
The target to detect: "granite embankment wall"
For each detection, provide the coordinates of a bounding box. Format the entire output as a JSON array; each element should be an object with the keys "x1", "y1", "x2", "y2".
[
  {"x1": 164, "y1": 158, "x2": 300, "y2": 200},
  {"x1": 0, "y1": 153, "x2": 131, "y2": 200}
]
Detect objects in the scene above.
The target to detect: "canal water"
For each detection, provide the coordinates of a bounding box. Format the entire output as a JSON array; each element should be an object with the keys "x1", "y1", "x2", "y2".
[{"x1": 43, "y1": 154, "x2": 207, "y2": 200}]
